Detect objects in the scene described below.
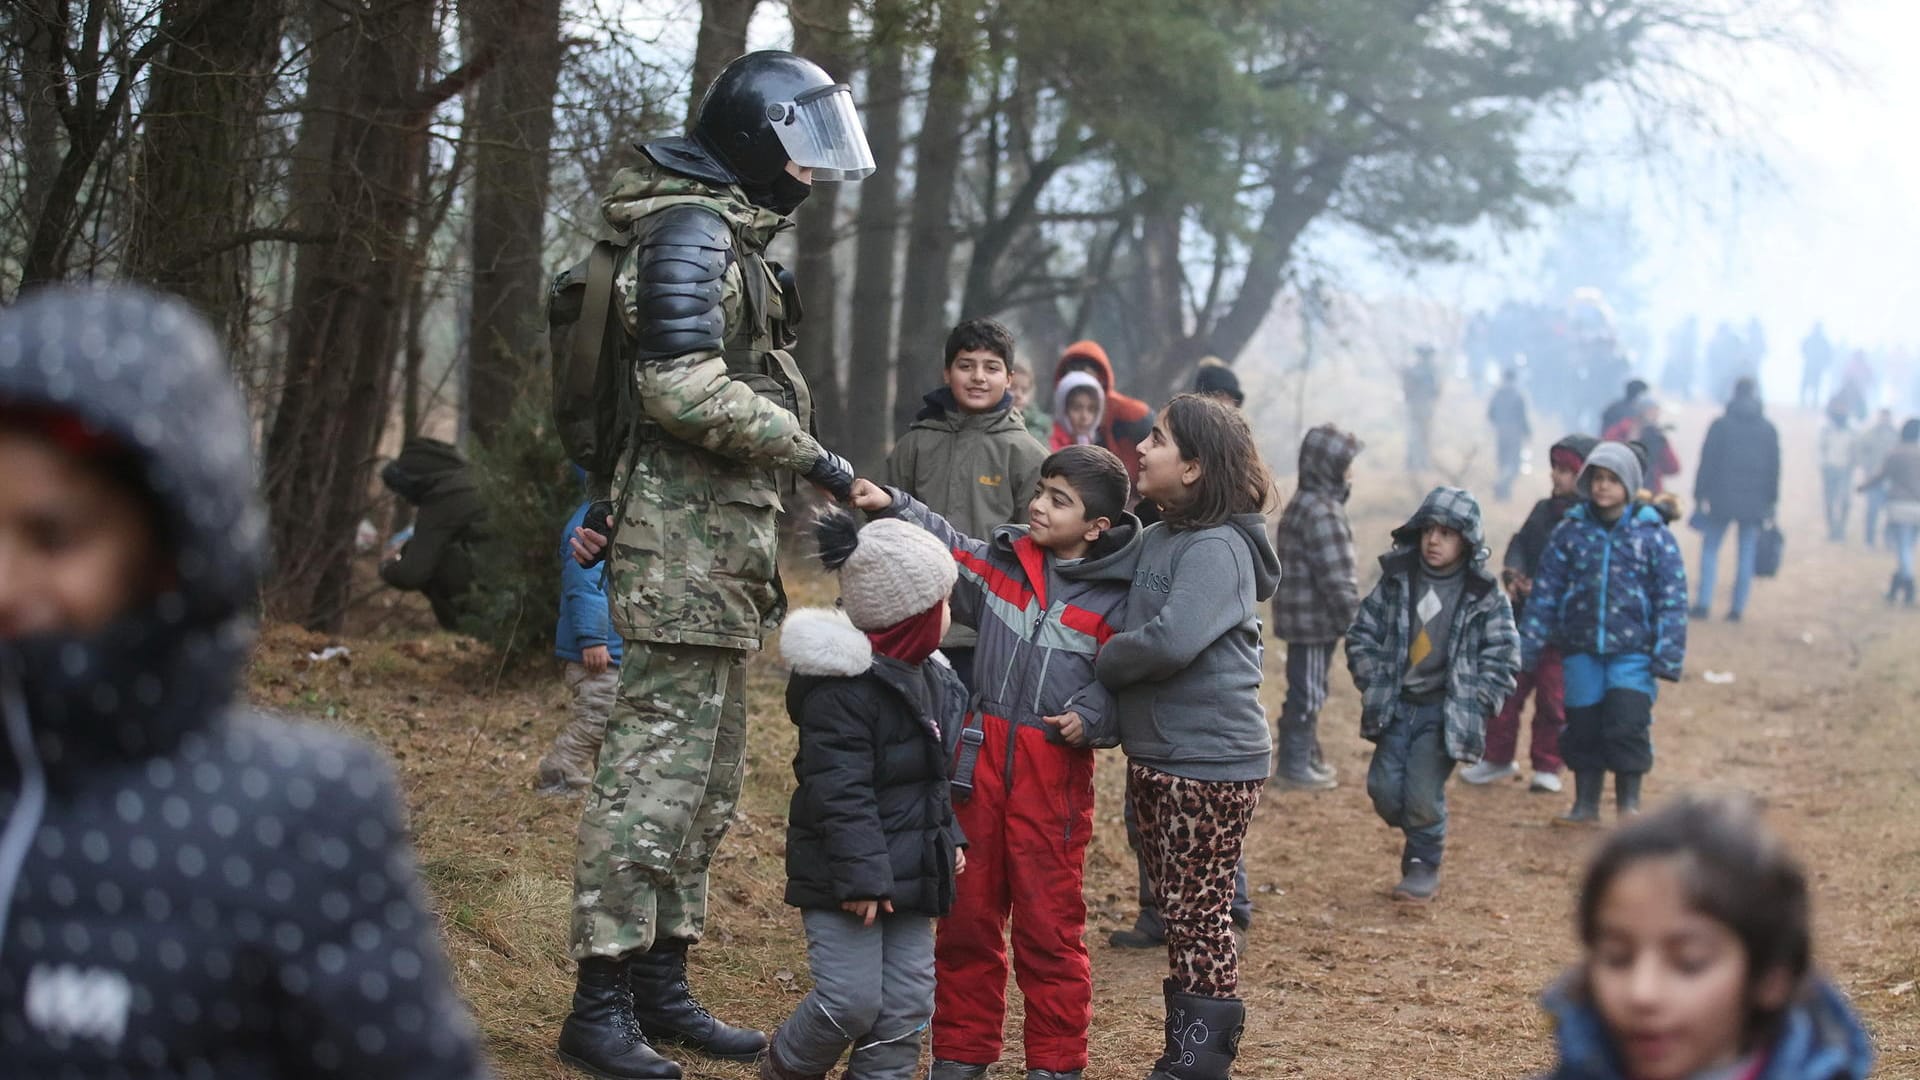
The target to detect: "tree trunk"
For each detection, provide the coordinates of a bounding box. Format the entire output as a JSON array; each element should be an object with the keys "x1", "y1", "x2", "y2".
[
  {"x1": 891, "y1": 0, "x2": 973, "y2": 436},
  {"x1": 17, "y1": 0, "x2": 184, "y2": 287},
  {"x1": 263, "y1": 0, "x2": 485, "y2": 631},
  {"x1": 1131, "y1": 191, "x2": 1194, "y2": 400},
  {"x1": 11, "y1": 4, "x2": 65, "y2": 290},
  {"x1": 687, "y1": 0, "x2": 758, "y2": 124},
  {"x1": 788, "y1": 0, "x2": 855, "y2": 450},
  {"x1": 123, "y1": 0, "x2": 286, "y2": 342},
  {"x1": 463, "y1": 0, "x2": 563, "y2": 444},
  {"x1": 844, "y1": 19, "x2": 905, "y2": 472}
]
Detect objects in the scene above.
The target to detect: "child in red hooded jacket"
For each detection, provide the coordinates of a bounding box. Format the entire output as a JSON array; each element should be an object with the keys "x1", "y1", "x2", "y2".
[{"x1": 1051, "y1": 341, "x2": 1156, "y2": 487}]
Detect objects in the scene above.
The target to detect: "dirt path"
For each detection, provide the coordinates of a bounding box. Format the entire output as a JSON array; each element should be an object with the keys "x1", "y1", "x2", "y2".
[{"x1": 251, "y1": 404, "x2": 1920, "y2": 1078}]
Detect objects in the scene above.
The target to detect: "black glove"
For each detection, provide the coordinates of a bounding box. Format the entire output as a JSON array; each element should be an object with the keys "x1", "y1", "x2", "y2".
[{"x1": 804, "y1": 447, "x2": 856, "y2": 501}]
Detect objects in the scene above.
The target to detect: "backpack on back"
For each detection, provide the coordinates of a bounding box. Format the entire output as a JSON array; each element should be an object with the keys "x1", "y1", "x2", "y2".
[{"x1": 548, "y1": 238, "x2": 633, "y2": 482}]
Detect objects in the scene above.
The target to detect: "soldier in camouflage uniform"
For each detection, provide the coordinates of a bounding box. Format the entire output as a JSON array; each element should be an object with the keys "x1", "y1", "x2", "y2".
[{"x1": 558, "y1": 51, "x2": 869, "y2": 1080}]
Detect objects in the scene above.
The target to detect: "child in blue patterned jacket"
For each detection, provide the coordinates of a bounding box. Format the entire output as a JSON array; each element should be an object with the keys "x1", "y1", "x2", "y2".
[{"x1": 1518, "y1": 441, "x2": 1689, "y2": 828}]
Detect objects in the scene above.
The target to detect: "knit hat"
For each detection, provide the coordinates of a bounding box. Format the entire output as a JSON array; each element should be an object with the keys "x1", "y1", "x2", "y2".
[
  {"x1": 816, "y1": 511, "x2": 957, "y2": 631},
  {"x1": 1192, "y1": 358, "x2": 1245, "y2": 407},
  {"x1": 1579, "y1": 441, "x2": 1644, "y2": 502}
]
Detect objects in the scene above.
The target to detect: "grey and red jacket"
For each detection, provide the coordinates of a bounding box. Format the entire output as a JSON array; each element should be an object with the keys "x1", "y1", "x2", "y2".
[{"x1": 875, "y1": 488, "x2": 1140, "y2": 783}]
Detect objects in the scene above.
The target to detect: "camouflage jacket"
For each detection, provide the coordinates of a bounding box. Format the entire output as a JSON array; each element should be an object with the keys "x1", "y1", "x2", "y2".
[{"x1": 601, "y1": 162, "x2": 824, "y2": 650}]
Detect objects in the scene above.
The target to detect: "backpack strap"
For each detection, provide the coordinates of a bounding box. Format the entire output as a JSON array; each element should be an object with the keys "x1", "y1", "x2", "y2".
[{"x1": 571, "y1": 240, "x2": 620, "y2": 405}]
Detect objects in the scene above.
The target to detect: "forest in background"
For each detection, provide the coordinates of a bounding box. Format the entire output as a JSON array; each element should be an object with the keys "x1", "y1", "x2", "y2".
[{"x1": 0, "y1": 0, "x2": 1826, "y2": 633}]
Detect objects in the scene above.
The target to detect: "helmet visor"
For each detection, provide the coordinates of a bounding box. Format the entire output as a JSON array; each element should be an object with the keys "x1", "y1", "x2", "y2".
[{"x1": 770, "y1": 84, "x2": 875, "y2": 181}]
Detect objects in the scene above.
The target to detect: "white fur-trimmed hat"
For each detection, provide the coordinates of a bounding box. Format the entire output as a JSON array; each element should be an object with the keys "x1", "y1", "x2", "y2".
[{"x1": 816, "y1": 512, "x2": 957, "y2": 631}]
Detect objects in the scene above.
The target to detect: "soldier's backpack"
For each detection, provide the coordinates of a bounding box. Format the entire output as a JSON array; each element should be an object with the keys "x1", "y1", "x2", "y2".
[{"x1": 548, "y1": 238, "x2": 633, "y2": 481}]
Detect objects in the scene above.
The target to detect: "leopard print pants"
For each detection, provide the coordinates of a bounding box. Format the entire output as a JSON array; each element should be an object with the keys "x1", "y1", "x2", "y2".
[{"x1": 1127, "y1": 762, "x2": 1263, "y2": 996}]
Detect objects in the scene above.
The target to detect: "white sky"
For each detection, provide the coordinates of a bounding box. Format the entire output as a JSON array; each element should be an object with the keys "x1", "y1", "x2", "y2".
[{"x1": 1331, "y1": 0, "x2": 1920, "y2": 394}]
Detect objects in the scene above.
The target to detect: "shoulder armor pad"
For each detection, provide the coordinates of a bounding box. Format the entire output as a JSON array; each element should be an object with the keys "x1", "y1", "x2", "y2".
[{"x1": 633, "y1": 205, "x2": 733, "y2": 361}]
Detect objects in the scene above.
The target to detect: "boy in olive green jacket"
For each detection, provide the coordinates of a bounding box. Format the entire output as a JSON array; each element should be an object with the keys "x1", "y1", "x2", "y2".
[{"x1": 886, "y1": 317, "x2": 1049, "y2": 689}]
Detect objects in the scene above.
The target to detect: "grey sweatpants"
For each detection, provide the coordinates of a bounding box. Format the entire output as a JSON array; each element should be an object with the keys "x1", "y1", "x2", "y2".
[{"x1": 774, "y1": 909, "x2": 936, "y2": 1079}]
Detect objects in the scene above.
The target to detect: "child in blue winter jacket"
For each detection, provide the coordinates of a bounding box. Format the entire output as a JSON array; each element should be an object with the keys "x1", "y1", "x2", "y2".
[
  {"x1": 1519, "y1": 441, "x2": 1689, "y2": 827},
  {"x1": 538, "y1": 486, "x2": 624, "y2": 794},
  {"x1": 1539, "y1": 794, "x2": 1871, "y2": 1080}
]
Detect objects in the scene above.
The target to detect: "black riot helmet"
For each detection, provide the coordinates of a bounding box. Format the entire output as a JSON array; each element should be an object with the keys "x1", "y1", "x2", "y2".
[{"x1": 691, "y1": 51, "x2": 875, "y2": 192}]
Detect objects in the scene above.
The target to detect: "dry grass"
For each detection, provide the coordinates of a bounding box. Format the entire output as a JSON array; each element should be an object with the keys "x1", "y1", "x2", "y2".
[{"x1": 248, "y1": 402, "x2": 1920, "y2": 1079}]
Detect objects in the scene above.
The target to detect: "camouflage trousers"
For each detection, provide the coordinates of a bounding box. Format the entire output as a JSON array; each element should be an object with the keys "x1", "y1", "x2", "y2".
[{"x1": 570, "y1": 642, "x2": 748, "y2": 960}]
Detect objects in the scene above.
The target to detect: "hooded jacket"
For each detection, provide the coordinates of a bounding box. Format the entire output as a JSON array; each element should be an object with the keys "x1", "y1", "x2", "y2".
[
  {"x1": 1271, "y1": 425, "x2": 1363, "y2": 643},
  {"x1": 1695, "y1": 393, "x2": 1782, "y2": 525},
  {"x1": 884, "y1": 388, "x2": 1048, "y2": 651},
  {"x1": 1521, "y1": 443, "x2": 1690, "y2": 679},
  {"x1": 1048, "y1": 371, "x2": 1108, "y2": 449},
  {"x1": 1095, "y1": 516, "x2": 1281, "y2": 782},
  {"x1": 379, "y1": 436, "x2": 485, "y2": 630},
  {"x1": 1053, "y1": 342, "x2": 1154, "y2": 483},
  {"x1": 779, "y1": 609, "x2": 966, "y2": 916},
  {"x1": 877, "y1": 488, "x2": 1139, "y2": 750},
  {"x1": 1344, "y1": 488, "x2": 1520, "y2": 762},
  {"x1": 1539, "y1": 976, "x2": 1873, "y2": 1080},
  {"x1": 0, "y1": 287, "x2": 485, "y2": 1078}
]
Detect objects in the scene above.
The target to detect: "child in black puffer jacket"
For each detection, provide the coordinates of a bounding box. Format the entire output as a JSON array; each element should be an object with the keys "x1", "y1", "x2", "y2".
[
  {"x1": 0, "y1": 287, "x2": 486, "y2": 1078},
  {"x1": 763, "y1": 512, "x2": 968, "y2": 1080}
]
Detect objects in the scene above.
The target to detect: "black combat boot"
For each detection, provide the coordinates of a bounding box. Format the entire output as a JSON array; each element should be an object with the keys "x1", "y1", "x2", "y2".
[
  {"x1": 1146, "y1": 981, "x2": 1245, "y2": 1080},
  {"x1": 557, "y1": 957, "x2": 683, "y2": 1079},
  {"x1": 1554, "y1": 770, "x2": 1605, "y2": 827},
  {"x1": 1615, "y1": 772, "x2": 1644, "y2": 817},
  {"x1": 629, "y1": 939, "x2": 768, "y2": 1063}
]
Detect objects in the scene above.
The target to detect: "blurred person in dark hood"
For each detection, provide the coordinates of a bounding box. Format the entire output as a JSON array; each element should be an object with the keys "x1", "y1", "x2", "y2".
[
  {"x1": 379, "y1": 435, "x2": 485, "y2": 630},
  {"x1": 0, "y1": 286, "x2": 487, "y2": 1077}
]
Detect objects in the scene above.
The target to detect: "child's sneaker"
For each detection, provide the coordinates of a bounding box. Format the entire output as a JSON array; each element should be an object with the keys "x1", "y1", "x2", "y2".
[
  {"x1": 1460, "y1": 760, "x2": 1518, "y2": 785},
  {"x1": 1529, "y1": 770, "x2": 1563, "y2": 794},
  {"x1": 1391, "y1": 858, "x2": 1440, "y2": 902},
  {"x1": 930, "y1": 1061, "x2": 990, "y2": 1080}
]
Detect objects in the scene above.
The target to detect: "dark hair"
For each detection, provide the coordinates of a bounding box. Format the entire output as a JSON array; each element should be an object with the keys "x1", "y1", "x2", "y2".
[
  {"x1": 1732, "y1": 376, "x2": 1758, "y2": 402},
  {"x1": 0, "y1": 403, "x2": 170, "y2": 550},
  {"x1": 1064, "y1": 385, "x2": 1100, "y2": 408},
  {"x1": 943, "y1": 317, "x2": 1015, "y2": 369},
  {"x1": 1578, "y1": 794, "x2": 1811, "y2": 1040},
  {"x1": 1157, "y1": 393, "x2": 1275, "y2": 530},
  {"x1": 1626, "y1": 378, "x2": 1649, "y2": 397},
  {"x1": 1902, "y1": 418, "x2": 1920, "y2": 444},
  {"x1": 1040, "y1": 444, "x2": 1130, "y2": 523}
]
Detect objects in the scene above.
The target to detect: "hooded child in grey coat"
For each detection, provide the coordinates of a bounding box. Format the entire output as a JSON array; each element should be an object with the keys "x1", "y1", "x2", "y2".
[{"x1": 1346, "y1": 486, "x2": 1520, "y2": 903}]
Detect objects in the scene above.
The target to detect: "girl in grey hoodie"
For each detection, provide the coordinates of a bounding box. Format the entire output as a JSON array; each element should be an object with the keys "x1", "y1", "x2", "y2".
[{"x1": 1095, "y1": 394, "x2": 1279, "y2": 1080}]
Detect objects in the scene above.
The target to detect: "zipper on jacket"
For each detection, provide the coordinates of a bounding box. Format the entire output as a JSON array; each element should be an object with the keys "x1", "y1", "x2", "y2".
[{"x1": 1596, "y1": 519, "x2": 1614, "y2": 655}]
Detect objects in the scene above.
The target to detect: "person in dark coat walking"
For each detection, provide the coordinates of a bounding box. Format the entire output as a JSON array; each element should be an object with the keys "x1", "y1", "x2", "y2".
[
  {"x1": 0, "y1": 286, "x2": 487, "y2": 1078},
  {"x1": 762, "y1": 513, "x2": 967, "y2": 1080},
  {"x1": 1488, "y1": 368, "x2": 1532, "y2": 502},
  {"x1": 1599, "y1": 378, "x2": 1649, "y2": 434},
  {"x1": 1691, "y1": 378, "x2": 1782, "y2": 621}
]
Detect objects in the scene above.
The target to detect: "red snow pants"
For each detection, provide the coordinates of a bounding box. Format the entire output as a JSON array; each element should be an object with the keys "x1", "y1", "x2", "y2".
[
  {"x1": 931, "y1": 713, "x2": 1096, "y2": 1072},
  {"x1": 1486, "y1": 646, "x2": 1566, "y2": 772}
]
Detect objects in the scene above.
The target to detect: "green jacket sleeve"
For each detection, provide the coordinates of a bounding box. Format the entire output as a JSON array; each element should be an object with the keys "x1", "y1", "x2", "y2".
[{"x1": 636, "y1": 351, "x2": 822, "y2": 471}]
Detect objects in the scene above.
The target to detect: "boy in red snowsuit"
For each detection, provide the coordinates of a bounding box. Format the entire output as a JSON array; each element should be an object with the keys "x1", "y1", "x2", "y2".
[{"x1": 849, "y1": 445, "x2": 1140, "y2": 1080}]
